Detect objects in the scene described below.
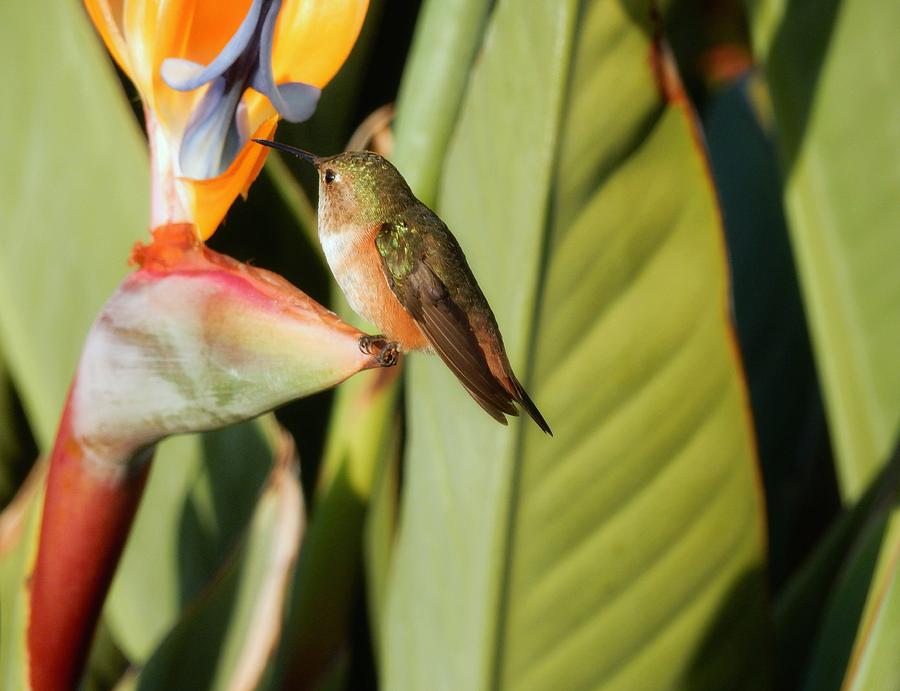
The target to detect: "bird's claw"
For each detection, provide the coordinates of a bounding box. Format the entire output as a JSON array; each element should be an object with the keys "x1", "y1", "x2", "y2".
[
  {"x1": 359, "y1": 335, "x2": 400, "y2": 368},
  {"x1": 376, "y1": 343, "x2": 400, "y2": 367},
  {"x1": 359, "y1": 334, "x2": 387, "y2": 355}
]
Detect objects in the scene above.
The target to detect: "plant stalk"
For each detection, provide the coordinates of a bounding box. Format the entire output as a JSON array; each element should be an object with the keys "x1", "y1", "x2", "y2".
[{"x1": 27, "y1": 389, "x2": 153, "y2": 691}]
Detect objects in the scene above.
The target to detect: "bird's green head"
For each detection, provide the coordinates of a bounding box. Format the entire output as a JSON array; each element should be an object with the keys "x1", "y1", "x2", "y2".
[{"x1": 253, "y1": 139, "x2": 416, "y2": 226}]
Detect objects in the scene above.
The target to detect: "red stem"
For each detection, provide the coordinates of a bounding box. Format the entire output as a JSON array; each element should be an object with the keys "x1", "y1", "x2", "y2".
[{"x1": 28, "y1": 390, "x2": 151, "y2": 691}]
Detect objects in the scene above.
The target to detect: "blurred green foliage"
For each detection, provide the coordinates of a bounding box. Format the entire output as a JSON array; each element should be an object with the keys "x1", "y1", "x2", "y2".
[{"x1": 0, "y1": 0, "x2": 898, "y2": 689}]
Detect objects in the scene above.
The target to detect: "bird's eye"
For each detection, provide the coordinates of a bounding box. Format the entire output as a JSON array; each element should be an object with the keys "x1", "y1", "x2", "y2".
[{"x1": 324, "y1": 169, "x2": 336, "y2": 184}]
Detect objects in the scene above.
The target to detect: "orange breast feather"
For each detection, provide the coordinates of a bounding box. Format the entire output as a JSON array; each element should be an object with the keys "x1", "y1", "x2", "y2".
[{"x1": 326, "y1": 225, "x2": 429, "y2": 350}]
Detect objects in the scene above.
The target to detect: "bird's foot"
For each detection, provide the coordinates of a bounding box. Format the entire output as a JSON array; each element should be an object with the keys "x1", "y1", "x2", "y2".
[
  {"x1": 359, "y1": 335, "x2": 400, "y2": 368},
  {"x1": 376, "y1": 342, "x2": 400, "y2": 367},
  {"x1": 359, "y1": 334, "x2": 387, "y2": 356}
]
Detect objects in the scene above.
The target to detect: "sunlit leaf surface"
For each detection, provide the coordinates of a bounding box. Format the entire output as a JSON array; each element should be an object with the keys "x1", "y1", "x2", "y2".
[
  {"x1": 800, "y1": 504, "x2": 900, "y2": 691},
  {"x1": 746, "y1": 0, "x2": 900, "y2": 500},
  {"x1": 390, "y1": 0, "x2": 492, "y2": 201},
  {"x1": 842, "y1": 507, "x2": 900, "y2": 691},
  {"x1": 384, "y1": 1, "x2": 770, "y2": 689}
]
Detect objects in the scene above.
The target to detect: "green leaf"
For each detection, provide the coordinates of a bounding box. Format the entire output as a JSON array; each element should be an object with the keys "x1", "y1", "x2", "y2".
[
  {"x1": 0, "y1": 462, "x2": 46, "y2": 690},
  {"x1": 83, "y1": 618, "x2": 129, "y2": 691},
  {"x1": 774, "y1": 451, "x2": 899, "y2": 690},
  {"x1": 703, "y1": 73, "x2": 830, "y2": 587},
  {"x1": 383, "y1": 1, "x2": 770, "y2": 689},
  {"x1": 115, "y1": 434, "x2": 304, "y2": 691},
  {"x1": 363, "y1": 407, "x2": 402, "y2": 668},
  {"x1": 105, "y1": 420, "x2": 275, "y2": 663},
  {"x1": 842, "y1": 506, "x2": 900, "y2": 691},
  {"x1": 745, "y1": 0, "x2": 900, "y2": 500},
  {"x1": 0, "y1": 354, "x2": 36, "y2": 507},
  {"x1": 391, "y1": 0, "x2": 493, "y2": 201},
  {"x1": 0, "y1": 0, "x2": 148, "y2": 448},
  {"x1": 270, "y1": 368, "x2": 400, "y2": 688},
  {"x1": 799, "y1": 504, "x2": 897, "y2": 691}
]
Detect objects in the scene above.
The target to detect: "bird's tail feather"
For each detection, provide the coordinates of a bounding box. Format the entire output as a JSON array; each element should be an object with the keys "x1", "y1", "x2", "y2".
[{"x1": 510, "y1": 375, "x2": 552, "y2": 436}]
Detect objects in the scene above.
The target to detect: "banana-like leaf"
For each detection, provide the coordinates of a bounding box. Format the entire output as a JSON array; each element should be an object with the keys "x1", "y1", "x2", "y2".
[
  {"x1": 106, "y1": 421, "x2": 274, "y2": 662},
  {"x1": 0, "y1": 0, "x2": 148, "y2": 447},
  {"x1": 364, "y1": 408, "x2": 402, "y2": 667},
  {"x1": 391, "y1": 0, "x2": 492, "y2": 200},
  {"x1": 841, "y1": 506, "x2": 900, "y2": 691},
  {"x1": 270, "y1": 367, "x2": 400, "y2": 689},
  {"x1": 115, "y1": 431, "x2": 304, "y2": 691},
  {"x1": 745, "y1": 0, "x2": 900, "y2": 500},
  {"x1": 383, "y1": 1, "x2": 770, "y2": 689},
  {"x1": 0, "y1": 462, "x2": 46, "y2": 690},
  {"x1": 703, "y1": 73, "x2": 829, "y2": 587},
  {"x1": 775, "y1": 452, "x2": 899, "y2": 690},
  {"x1": 800, "y1": 503, "x2": 899, "y2": 691}
]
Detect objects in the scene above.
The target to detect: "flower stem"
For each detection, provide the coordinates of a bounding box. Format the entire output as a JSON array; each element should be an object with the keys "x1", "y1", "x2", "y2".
[
  {"x1": 27, "y1": 390, "x2": 153, "y2": 691},
  {"x1": 147, "y1": 108, "x2": 191, "y2": 231}
]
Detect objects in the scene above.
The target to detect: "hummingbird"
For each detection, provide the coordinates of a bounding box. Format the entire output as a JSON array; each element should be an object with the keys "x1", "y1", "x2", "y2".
[{"x1": 253, "y1": 138, "x2": 552, "y2": 435}]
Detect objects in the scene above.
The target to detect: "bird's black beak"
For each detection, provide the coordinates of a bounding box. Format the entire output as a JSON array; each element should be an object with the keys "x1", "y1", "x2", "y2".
[{"x1": 252, "y1": 138, "x2": 321, "y2": 167}]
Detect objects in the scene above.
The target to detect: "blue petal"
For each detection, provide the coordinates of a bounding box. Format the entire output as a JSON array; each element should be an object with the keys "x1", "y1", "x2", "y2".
[
  {"x1": 250, "y1": 0, "x2": 282, "y2": 99},
  {"x1": 160, "y1": 0, "x2": 322, "y2": 179},
  {"x1": 252, "y1": 76, "x2": 321, "y2": 122},
  {"x1": 251, "y1": 0, "x2": 321, "y2": 122},
  {"x1": 178, "y1": 78, "x2": 244, "y2": 178},
  {"x1": 161, "y1": 0, "x2": 264, "y2": 92},
  {"x1": 269, "y1": 82, "x2": 321, "y2": 121}
]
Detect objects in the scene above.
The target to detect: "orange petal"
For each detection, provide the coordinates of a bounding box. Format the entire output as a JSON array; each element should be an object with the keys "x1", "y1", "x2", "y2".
[
  {"x1": 181, "y1": 116, "x2": 279, "y2": 240},
  {"x1": 84, "y1": 0, "x2": 133, "y2": 85},
  {"x1": 272, "y1": 0, "x2": 369, "y2": 88},
  {"x1": 121, "y1": 0, "x2": 160, "y2": 100},
  {"x1": 177, "y1": 0, "x2": 253, "y2": 65},
  {"x1": 149, "y1": 0, "x2": 202, "y2": 124}
]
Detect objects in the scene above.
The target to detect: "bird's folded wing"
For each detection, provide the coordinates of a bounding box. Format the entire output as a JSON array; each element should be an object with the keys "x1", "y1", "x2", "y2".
[{"x1": 375, "y1": 222, "x2": 518, "y2": 423}]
